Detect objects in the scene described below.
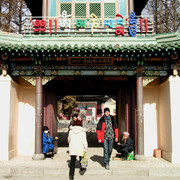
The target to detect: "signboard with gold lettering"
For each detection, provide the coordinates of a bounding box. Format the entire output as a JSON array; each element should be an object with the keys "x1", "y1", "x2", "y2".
[{"x1": 68, "y1": 57, "x2": 115, "y2": 65}]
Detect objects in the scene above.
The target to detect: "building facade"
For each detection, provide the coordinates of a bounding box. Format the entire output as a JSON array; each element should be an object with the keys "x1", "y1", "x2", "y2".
[{"x1": 0, "y1": 0, "x2": 180, "y2": 163}]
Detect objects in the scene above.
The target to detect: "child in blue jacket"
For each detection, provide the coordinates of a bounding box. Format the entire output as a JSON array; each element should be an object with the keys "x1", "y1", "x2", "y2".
[{"x1": 42, "y1": 126, "x2": 58, "y2": 158}]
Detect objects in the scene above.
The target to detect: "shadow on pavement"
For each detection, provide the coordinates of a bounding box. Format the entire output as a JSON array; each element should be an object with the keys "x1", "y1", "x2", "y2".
[
  {"x1": 66, "y1": 159, "x2": 87, "y2": 176},
  {"x1": 90, "y1": 155, "x2": 105, "y2": 167},
  {"x1": 79, "y1": 168, "x2": 87, "y2": 175}
]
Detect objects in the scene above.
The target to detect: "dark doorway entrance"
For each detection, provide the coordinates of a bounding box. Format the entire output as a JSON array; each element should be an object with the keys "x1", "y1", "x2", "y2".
[{"x1": 43, "y1": 76, "x2": 137, "y2": 150}]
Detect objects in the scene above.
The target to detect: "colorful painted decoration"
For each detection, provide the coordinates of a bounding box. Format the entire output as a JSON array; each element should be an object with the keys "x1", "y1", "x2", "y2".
[
  {"x1": 59, "y1": 10, "x2": 71, "y2": 28},
  {"x1": 140, "y1": 18, "x2": 148, "y2": 33},
  {"x1": 104, "y1": 19, "x2": 113, "y2": 28},
  {"x1": 115, "y1": 27, "x2": 125, "y2": 36},
  {"x1": 89, "y1": 13, "x2": 102, "y2": 35},
  {"x1": 115, "y1": 13, "x2": 125, "y2": 36},
  {"x1": 128, "y1": 12, "x2": 137, "y2": 37},
  {"x1": 29, "y1": 11, "x2": 152, "y2": 37},
  {"x1": 76, "y1": 20, "x2": 86, "y2": 28},
  {"x1": 30, "y1": 19, "x2": 46, "y2": 32}
]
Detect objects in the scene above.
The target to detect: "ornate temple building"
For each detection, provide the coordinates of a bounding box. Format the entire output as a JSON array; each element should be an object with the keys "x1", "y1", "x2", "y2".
[{"x1": 0, "y1": 0, "x2": 180, "y2": 163}]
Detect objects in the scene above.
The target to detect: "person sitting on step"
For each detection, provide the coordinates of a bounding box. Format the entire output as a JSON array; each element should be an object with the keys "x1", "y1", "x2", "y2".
[
  {"x1": 42, "y1": 126, "x2": 58, "y2": 159},
  {"x1": 117, "y1": 132, "x2": 135, "y2": 160}
]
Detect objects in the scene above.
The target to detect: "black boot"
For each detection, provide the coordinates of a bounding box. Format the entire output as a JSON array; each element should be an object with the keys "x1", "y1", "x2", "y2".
[{"x1": 69, "y1": 175, "x2": 74, "y2": 180}]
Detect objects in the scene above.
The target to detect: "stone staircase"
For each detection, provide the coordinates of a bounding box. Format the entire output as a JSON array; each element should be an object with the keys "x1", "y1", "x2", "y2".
[{"x1": 0, "y1": 148, "x2": 180, "y2": 177}]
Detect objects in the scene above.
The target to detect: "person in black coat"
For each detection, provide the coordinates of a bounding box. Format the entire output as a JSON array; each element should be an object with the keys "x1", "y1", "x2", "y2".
[{"x1": 117, "y1": 132, "x2": 134, "y2": 160}]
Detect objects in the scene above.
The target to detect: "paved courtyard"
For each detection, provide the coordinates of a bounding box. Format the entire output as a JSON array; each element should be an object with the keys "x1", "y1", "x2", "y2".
[
  {"x1": 0, "y1": 175, "x2": 180, "y2": 180},
  {"x1": 0, "y1": 147, "x2": 180, "y2": 179}
]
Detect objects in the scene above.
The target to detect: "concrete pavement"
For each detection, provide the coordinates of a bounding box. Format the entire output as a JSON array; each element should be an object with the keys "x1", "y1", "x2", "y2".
[
  {"x1": 0, "y1": 175, "x2": 180, "y2": 180},
  {"x1": 1, "y1": 123, "x2": 180, "y2": 179},
  {"x1": 0, "y1": 147, "x2": 180, "y2": 179}
]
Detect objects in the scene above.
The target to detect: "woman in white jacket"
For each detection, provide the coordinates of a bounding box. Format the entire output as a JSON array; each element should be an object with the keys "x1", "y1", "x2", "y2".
[{"x1": 68, "y1": 123, "x2": 88, "y2": 180}]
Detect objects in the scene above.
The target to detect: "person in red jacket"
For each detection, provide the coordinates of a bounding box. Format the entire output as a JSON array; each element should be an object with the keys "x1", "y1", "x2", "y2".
[
  {"x1": 68, "y1": 113, "x2": 82, "y2": 130},
  {"x1": 96, "y1": 107, "x2": 119, "y2": 170}
]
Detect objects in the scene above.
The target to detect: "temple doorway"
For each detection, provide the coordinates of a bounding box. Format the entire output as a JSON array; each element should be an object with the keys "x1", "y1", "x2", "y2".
[{"x1": 43, "y1": 76, "x2": 137, "y2": 150}]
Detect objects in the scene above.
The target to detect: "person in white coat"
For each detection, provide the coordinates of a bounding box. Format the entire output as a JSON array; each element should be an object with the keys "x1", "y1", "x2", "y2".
[{"x1": 68, "y1": 124, "x2": 88, "y2": 180}]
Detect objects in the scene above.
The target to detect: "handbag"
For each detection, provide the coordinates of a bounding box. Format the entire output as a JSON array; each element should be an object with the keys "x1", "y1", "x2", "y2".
[{"x1": 80, "y1": 151, "x2": 88, "y2": 168}]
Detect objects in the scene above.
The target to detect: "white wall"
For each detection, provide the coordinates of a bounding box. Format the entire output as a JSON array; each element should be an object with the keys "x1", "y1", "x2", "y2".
[
  {"x1": 0, "y1": 75, "x2": 19, "y2": 160},
  {"x1": 168, "y1": 76, "x2": 180, "y2": 163},
  {"x1": 0, "y1": 75, "x2": 36, "y2": 160},
  {"x1": 0, "y1": 75, "x2": 12, "y2": 160},
  {"x1": 159, "y1": 77, "x2": 172, "y2": 162},
  {"x1": 143, "y1": 87, "x2": 158, "y2": 156},
  {"x1": 158, "y1": 76, "x2": 180, "y2": 163},
  {"x1": 18, "y1": 86, "x2": 35, "y2": 156},
  {"x1": 9, "y1": 80, "x2": 19, "y2": 159},
  {"x1": 143, "y1": 76, "x2": 180, "y2": 163}
]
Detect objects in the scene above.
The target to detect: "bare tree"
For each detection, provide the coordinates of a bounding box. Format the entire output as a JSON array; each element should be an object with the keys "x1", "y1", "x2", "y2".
[
  {"x1": 12, "y1": 0, "x2": 30, "y2": 33},
  {"x1": 0, "y1": 0, "x2": 30, "y2": 33},
  {"x1": 143, "y1": 0, "x2": 180, "y2": 34},
  {"x1": 0, "y1": 0, "x2": 15, "y2": 32},
  {"x1": 0, "y1": 0, "x2": 2, "y2": 27}
]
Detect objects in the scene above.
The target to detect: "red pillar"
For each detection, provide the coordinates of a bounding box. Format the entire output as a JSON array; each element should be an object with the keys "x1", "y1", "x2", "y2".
[
  {"x1": 32, "y1": 76, "x2": 44, "y2": 160},
  {"x1": 125, "y1": 89, "x2": 129, "y2": 132},
  {"x1": 135, "y1": 76, "x2": 146, "y2": 159}
]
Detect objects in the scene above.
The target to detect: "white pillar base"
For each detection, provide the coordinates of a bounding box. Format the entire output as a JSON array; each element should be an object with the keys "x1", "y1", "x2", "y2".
[{"x1": 32, "y1": 153, "x2": 45, "y2": 160}]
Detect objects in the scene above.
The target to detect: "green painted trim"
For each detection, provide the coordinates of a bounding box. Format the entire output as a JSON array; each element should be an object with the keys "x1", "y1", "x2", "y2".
[
  {"x1": 81, "y1": 71, "x2": 97, "y2": 75},
  {"x1": 57, "y1": 70, "x2": 74, "y2": 75},
  {"x1": 1, "y1": 42, "x2": 179, "y2": 51},
  {"x1": 104, "y1": 71, "x2": 121, "y2": 75}
]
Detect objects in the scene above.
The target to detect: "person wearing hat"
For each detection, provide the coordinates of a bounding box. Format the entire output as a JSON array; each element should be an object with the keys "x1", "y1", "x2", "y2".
[
  {"x1": 42, "y1": 126, "x2": 58, "y2": 159},
  {"x1": 96, "y1": 107, "x2": 119, "y2": 170},
  {"x1": 117, "y1": 131, "x2": 135, "y2": 160}
]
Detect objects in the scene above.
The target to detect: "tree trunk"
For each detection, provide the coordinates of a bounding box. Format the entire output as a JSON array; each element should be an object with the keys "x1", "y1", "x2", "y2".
[
  {"x1": 143, "y1": 0, "x2": 180, "y2": 34},
  {"x1": 164, "y1": 0, "x2": 169, "y2": 33},
  {"x1": 18, "y1": 0, "x2": 23, "y2": 33},
  {"x1": 7, "y1": 0, "x2": 13, "y2": 32},
  {"x1": 0, "y1": 0, "x2": 2, "y2": 28},
  {"x1": 154, "y1": 0, "x2": 158, "y2": 34}
]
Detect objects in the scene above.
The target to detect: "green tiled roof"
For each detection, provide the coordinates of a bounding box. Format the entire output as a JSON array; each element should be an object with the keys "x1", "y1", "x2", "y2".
[{"x1": 0, "y1": 31, "x2": 179, "y2": 54}]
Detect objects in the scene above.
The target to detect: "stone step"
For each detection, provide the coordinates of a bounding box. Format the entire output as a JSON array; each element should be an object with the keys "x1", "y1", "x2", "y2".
[
  {"x1": 0, "y1": 166, "x2": 180, "y2": 177},
  {"x1": 1, "y1": 148, "x2": 180, "y2": 177}
]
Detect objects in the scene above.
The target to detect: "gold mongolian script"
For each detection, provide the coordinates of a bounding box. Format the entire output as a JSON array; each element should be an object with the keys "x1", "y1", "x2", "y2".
[{"x1": 68, "y1": 57, "x2": 115, "y2": 65}]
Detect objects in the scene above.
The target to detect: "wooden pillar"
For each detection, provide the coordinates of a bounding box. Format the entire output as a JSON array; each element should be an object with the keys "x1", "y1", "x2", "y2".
[
  {"x1": 125, "y1": 89, "x2": 129, "y2": 132},
  {"x1": 32, "y1": 76, "x2": 44, "y2": 160},
  {"x1": 116, "y1": 89, "x2": 121, "y2": 139},
  {"x1": 120, "y1": 88, "x2": 126, "y2": 135},
  {"x1": 132, "y1": 85, "x2": 137, "y2": 154},
  {"x1": 136, "y1": 77, "x2": 144, "y2": 154},
  {"x1": 135, "y1": 76, "x2": 146, "y2": 160}
]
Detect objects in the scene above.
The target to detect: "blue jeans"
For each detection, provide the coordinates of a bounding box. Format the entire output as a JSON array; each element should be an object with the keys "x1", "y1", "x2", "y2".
[{"x1": 103, "y1": 139, "x2": 114, "y2": 165}]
